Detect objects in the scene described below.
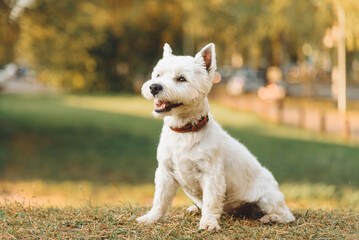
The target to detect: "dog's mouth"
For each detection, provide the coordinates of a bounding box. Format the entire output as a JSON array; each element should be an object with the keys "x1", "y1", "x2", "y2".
[{"x1": 154, "y1": 100, "x2": 183, "y2": 113}]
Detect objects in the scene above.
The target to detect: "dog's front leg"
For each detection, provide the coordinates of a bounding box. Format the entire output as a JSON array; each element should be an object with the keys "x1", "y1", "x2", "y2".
[
  {"x1": 199, "y1": 171, "x2": 225, "y2": 231},
  {"x1": 137, "y1": 165, "x2": 179, "y2": 224}
]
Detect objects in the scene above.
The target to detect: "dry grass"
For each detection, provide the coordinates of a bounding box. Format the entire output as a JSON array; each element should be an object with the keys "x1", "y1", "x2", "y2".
[{"x1": 0, "y1": 203, "x2": 358, "y2": 239}]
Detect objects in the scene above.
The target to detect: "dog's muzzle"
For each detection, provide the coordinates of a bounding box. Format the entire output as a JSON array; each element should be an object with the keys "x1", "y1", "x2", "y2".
[{"x1": 150, "y1": 84, "x2": 163, "y2": 96}]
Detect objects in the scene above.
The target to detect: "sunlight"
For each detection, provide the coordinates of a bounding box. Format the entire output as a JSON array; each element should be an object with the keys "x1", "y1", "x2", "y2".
[
  {"x1": 0, "y1": 180, "x2": 191, "y2": 208},
  {"x1": 1, "y1": 180, "x2": 357, "y2": 210},
  {"x1": 65, "y1": 95, "x2": 154, "y2": 119}
]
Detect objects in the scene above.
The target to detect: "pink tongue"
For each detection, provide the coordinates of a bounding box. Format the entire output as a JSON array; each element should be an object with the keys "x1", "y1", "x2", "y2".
[{"x1": 156, "y1": 100, "x2": 164, "y2": 108}]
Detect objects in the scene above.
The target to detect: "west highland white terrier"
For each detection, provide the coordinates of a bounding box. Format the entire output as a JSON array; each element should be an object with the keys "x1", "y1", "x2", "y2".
[{"x1": 137, "y1": 43, "x2": 295, "y2": 230}]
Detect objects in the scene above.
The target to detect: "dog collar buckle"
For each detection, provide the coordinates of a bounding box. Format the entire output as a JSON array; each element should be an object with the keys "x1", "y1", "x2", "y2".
[{"x1": 191, "y1": 125, "x2": 199, "y2": 131}]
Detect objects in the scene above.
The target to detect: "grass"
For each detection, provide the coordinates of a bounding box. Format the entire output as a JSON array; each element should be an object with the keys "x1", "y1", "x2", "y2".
[
  {"x1": 0, "y1": 94, "x2": 358, "y2": 238},
  {"x1": 0, "y1": 204, "x2": 358, "y2": 239},
  {"x1": 0, "y1": 94, "x2": 160, "y2": 183},
  {"x1": 1, "y1": 94, "x2": 358, "y2": 185}
]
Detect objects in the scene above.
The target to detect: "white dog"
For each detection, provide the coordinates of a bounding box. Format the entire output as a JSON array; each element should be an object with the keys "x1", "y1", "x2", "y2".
[{"x1": 137, "y1": 43, "x2": 295, "y2": 230}]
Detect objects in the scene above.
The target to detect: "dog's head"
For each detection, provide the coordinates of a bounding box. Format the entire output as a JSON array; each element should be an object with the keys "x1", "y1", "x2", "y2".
[{"x1": 142, "y1": 43, "x2": 217, "y2": 118}]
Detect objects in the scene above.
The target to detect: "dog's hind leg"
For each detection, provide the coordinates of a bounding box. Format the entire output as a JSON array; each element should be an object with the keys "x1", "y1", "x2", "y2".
[
  {"x1": 183, "y1": 191, "x2": 203, "y2": 213},
  {"x1": 257, "y1": 189, "x2": 295, "y2": 224},
  {"x1": 186, "y1": 199, "x2": 202, "y2": 213},
  {"x1": 186, "y1": 205, "x2": 200, "y2": 213}
]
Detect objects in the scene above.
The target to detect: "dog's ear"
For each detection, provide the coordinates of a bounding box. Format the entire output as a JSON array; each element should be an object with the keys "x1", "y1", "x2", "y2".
[
  {"x1": 163, "y1": 43, "x2": 173, "y2": 58},
  {"x1": 195, "y1": 43, "x2": 217, "y2": 75}
]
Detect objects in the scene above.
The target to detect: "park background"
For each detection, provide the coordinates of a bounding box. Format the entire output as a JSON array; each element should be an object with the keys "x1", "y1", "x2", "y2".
[{"x1": 0, "y1": 0, "x2": 358, "y2": 238}]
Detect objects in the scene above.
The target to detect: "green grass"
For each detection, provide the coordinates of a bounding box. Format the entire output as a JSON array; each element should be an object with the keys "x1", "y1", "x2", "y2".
[
  {"x1": 0, "y1": 204, "x2": 358, "y2": 239},
  {"x1": 1, "y1": 94, "x2": 358, "y2": 186},
  {"x1": 0, "y1": 94, "x2": 160, "y2": 183}
]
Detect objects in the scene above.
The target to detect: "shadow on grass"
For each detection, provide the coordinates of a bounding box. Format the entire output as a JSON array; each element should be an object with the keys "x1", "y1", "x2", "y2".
[{"x1": 0, "y1": 95, "x2": 358, "y2": 189}]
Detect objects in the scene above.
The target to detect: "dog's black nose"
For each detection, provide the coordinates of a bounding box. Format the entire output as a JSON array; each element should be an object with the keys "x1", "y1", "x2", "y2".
[{"x1": 149, "y1": 84, "x2": 163, "y2": 96}]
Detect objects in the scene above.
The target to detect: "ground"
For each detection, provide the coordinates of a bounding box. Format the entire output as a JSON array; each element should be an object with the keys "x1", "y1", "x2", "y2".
[
  {"x1": 0, "y1": 94, "x2": 358, "y2": 238},
  {"x1": 1, "y1": 204, "x2": 358, "y2": 239}
]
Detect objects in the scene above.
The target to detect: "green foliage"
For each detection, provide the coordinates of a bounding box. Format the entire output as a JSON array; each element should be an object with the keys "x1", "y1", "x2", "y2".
[
  {"x1": 2, "y1": 0, "x2": 359, "y2": 91},
  {"x1": 320, "y1": 0, "x2": 359, "y2": 51},
  {"x1": 196, "y1": 0, "x2": 335, "y2": 66},
  {"x1": 15, "y1": 0, "x2": 184, "y2": 91},
  {"x1": 0, "y1": 1, "x2": 19, "y2": 66}
]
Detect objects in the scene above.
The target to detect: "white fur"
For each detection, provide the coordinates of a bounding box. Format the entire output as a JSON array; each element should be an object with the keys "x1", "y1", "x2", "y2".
[{"x1": 137, "y1": 43, "x2": 295, "y2": 230}]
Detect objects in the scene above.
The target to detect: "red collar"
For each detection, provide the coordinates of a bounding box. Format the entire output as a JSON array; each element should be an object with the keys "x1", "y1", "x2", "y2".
[{"x1": 170, "y1": 115, "x2": 209, "y2": 133}]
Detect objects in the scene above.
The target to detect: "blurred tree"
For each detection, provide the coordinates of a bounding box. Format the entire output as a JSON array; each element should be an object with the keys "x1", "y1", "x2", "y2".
[
  {"x1": 15, "y1": 0, "x2": 183, "y2": 91},
  {"x1": 7, "y1": 0, "x2": 359, "y2": 91},
  {"x1": 16, "y1": 0, "x2": 106, "y2": 90},
  {"x1": 317, "y1": 0, "x2": 359, "y2": 84},
  {"x1": 319, "y1": 0, "x2": 359, "y2": 50},
  {"x1": 256, "y1": 0, "x2": 334, "y2": 66},
  {"x1": 183, "y1": 0, "x2": 334, "y2": 68},
  {"x1": 90, "y1": 0, "x2": 184, "y2": 91},
  {"x1": 0, "y1": 0, "x2": 19, "y2": 66}
]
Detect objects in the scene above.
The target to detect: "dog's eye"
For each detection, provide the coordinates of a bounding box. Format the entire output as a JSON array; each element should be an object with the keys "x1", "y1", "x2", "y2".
[
  {"x1": 157, "y1": 74, "x2": 160, "y2": 78},
  {"x1": 177, "y1": 76, "x2": 186, "y2": 82}
]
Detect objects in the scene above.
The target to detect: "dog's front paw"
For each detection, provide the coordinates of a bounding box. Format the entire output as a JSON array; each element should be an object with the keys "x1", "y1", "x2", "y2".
[
  {"x1": 199, "y1": 218, "x2": 221, "y2": 231},
  {"x1": 136, "y1": 213, "x2": 161, "y2": 225}
]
